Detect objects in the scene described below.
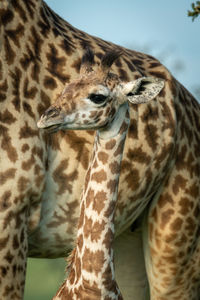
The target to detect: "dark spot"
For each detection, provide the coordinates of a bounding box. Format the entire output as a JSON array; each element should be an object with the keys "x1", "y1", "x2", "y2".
[
  {"x1": 91, "y1": 169, "x2": 107, "y2": 183},
  {"x1": 43, "y1": 76, "x2": 57, "y2": 89},
  {"x1": 160, "y1": 209, "x2": 174, "y2": 229}
]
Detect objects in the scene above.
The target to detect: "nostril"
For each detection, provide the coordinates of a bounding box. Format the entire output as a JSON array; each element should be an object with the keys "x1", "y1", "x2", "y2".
[{"x1": 45, "y1": 107, "x2": 60, "y2": 118}]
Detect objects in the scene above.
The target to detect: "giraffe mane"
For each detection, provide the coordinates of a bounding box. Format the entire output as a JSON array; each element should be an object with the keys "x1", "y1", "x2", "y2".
[{"x1": 100, "y1": 49, "x2": 122, "y2": 71}]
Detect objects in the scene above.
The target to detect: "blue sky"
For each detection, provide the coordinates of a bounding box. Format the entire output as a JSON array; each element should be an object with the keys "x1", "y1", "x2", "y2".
[{"x1": 45, "y1": 0, "x2": 200, "y2": 100}]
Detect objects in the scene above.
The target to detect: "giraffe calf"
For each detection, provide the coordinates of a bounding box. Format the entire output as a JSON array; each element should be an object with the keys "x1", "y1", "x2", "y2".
[{"x1": 38, "y1": 49, "x2": 164, "y2": 300}]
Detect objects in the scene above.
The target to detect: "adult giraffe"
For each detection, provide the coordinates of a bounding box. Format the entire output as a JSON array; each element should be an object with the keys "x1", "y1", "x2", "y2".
[{"x1": 0, "y1": 0, "x2": 200, "y2": 299}]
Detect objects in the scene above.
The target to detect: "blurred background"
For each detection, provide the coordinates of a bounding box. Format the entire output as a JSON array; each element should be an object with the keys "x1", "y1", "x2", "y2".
[{"x1": 24, "y1": 1, "x2": 200, "y2": 299}]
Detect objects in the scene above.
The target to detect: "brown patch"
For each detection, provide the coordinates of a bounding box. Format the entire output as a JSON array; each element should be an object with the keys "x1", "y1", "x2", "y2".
[
  {"x1": 23, "y1": 78, "x2": 38, "y2": 100},
  {"x1": 154, "y1": 142, "x2": 173, "y2": 170},
  {"x1": 128, "y1": 119, "x2": 138, "y2": 139},
  {"x1": 13, "y1": 234, "x2": 19, "y2": 250},
  {"x1": 170, "y1": 217, "x2": 183, "y2": 232},
  {"x1": 149, "y1": 70, "x2": 168, "y2": 80},
  {"x1": 176, "y1": 144, "x2": 187, "y2": 170},
  {"x1": 186, "y1": 182, "x2": 199, "y2": 199},
  {"x1": 91, "y1": 220, "x2": 106, "y2": 242},
  {"x1": 75, "y1": 255, "x2": 81, "y2": 281},
  {"x1": 80, "y1": 279, "x2": 101, "y2": 297},
  {"x1": 107, "y1": 179, "x2": 117, "y2": 194},
  {"x1": 119, "y1": 68, "x2": 129, "y2": 81},
  {"x1": 78, "y1": 203, "x2": 85, "y2": 230},
  {"x1": 0, "y1": 236, "x2": 9, "y2": 251},
  {"x1": 29, "y1": 25, "x2": 43, "y2": 57},
  {"x1": 43, "y1": 75, "x2": 57, "y2": 89},
  {"x1": 158, "y1": 192, "x2": 174, "y2": 209},
  {"x1": 6, "y1": 23, "x2": 24, "y2": 47},
  {"x1": 82, "y1": 247, "x2": 105, "y2": 275},
  {"x1": 185, "y1": 217, "x2": 196, "y2": 236},
  {"x1": 19, "y1": 122, "x2": 39, "y2": 139},
  {"x1": 109, "y1": 161, "x2": 120, "y2": 175},
  {"x1": 89, "y1": 110, "x2": 97, "y2": 118},
  {"x1": 53, "y1": 159, "x2": 78, "y2": 195},
  {"x1": 144, "y1": 124, "x2": 159, "y2": 151},
  {"x1": 0, "y1": 168, "x2": 16, "y2": 185},
  {"x1": 46, "y1": 43, "x2": 70, "y2": 83},
  {"x1": 91, "y1": 169, "x2": 107, "y2": 183},
  {"x1": 0, "y1": 266, "x2": 7, "y2": 277},
  {"x1": 104, "y1": 200, "x2": 116, "y2": 218},
  {"x1": 21, "y1": 155, "x2": 35, "y2": 171},
  {"x1": 83, "y1": 216, "x2": 93, "y2": 239},
  {"x1": 127, "y1": 146, "x2": 151, "y2": 165},
  {"x1": 124, "y1": 167, "x2": 140, "y2": 190},
  {"x1": 102, "y1": 263, "x2": 118, "y2": 294},
  {"x1": 114, "y1": 139, "x2": 125, "y2": 157},
  {"x1": 70, "y1": 57, "x2": 81, "y2": 73},
  {"x1": 98, "y1": 151, "x2": 109, "y2": 164},
  {"x1": 102, "y1": 227, "x2": 114, "y2": 252},
  {"x1": 0, "y1": 79, "x2": 8, "y2": 102},
  {"x1": 0, "y1": 8, "x2": 14, "y2": 26},
  {"x1": 21, "y1": 144, "x2": 30, "y2": 153},
  {"x1": 96, "y1": 110, "x2": 104, "y2": 119},
  {"x1": 174, "y1": 234, "x2": 187, "y2": 247},
  {"x1": 11, "y1": 1, "x2": 27, "y2": 22},
  {"x1": 77, "y1": 234, "x2": 83, "y2": 252},
  {"x1": 105, "y1": 139, "x2": 116, "y2": 150},
  {"x1": 32, "y1": 145, "x2": 44, "y2": 162},
  {"x1": 0, "y1": 109, "x2": 16, "y2": 124},
  {"x1": 85, "y1": 188, "x2": 95, "y2": 208},
  {"x1": 141, "y1": 105, "x2": 159, "y2": 123},
  {"x1": 172, "y1": 174, "x2": 187, "y2": 195},
  {"x1": 119, "y1": 120, "x2": 129, "y2": 135},
  {"x1": 0, "y1": 125, "x2": 18, "y2": 162},
  {"x1": 68, "y1": 268, "x2": 75, "y2": 285},
  {"x1": 4, "y1": 35, "x2": 15, "y2": 65},
  {"x1": 0, "y1": 191, "x2": 12, "y2": 211},
  {"x1": 179, "y1": 197, "x2": 194, "y2": 215},
  {"x1": 63, "y1": 131, "x2": 91, "y2": 170},
  {"x1": 92, "y1": 190, "x2": 107, "y2": 214},
  {"x1": 17, "y1": 176, "x2": 29, "y2": 193},
  {"x1": 160, "y1": 209, "x2": 174, "y2": 229},
  {"x1": 4, "y1": 251, "x2": 14, "y2": 264},
  {"x1": 37, "y1": 90, "x2": 51, "y2": 116}
]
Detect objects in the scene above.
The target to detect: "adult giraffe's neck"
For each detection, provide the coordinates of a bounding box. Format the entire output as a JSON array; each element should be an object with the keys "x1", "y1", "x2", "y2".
[{"x1": 64, "y1": 103, "x2": 129, "y2": 299}]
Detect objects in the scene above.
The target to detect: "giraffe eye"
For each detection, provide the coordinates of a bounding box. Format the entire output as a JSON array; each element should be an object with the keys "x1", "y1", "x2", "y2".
[{"x1": 88, "y1": 93, "x2": 107, "y2": 104}]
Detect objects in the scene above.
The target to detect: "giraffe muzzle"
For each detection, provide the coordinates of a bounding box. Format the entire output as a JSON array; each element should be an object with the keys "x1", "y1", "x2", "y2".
[{"x1": 37, "y1": 107, "x2": 64, "y2": 132}]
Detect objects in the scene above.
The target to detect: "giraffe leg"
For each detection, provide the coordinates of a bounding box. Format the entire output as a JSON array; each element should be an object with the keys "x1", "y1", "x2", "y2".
[
  {"x1": 114, "y1": 225, "x2": 150, "y2": 300},
  {"x1": 143, "y1": 165, "x2": 200, "y2": 300}
]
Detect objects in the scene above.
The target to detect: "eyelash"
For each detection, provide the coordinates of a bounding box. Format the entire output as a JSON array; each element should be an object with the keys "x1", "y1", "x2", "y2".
[{"x1": 88, "y1": 93, "x2": 107, "y2": 104}]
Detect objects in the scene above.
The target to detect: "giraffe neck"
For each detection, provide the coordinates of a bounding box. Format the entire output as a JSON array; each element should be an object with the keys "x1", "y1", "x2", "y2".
[{"x1": 63, "y1": 103, "x2": 129, "y2": 299}]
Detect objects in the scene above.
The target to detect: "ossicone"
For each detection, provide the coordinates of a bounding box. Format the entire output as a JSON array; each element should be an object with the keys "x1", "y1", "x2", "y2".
[
  {"x1": 80, "y1": 48, "x2": 95, "y2": 75},
  {"x1": 80, "y1": 48, "x2": 121, "y2": 77}
]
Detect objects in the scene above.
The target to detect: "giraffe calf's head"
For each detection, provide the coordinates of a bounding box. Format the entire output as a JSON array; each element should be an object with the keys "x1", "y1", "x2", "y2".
[{"x1": 37, "y1": 49, "x2": 164, "y2": 133}]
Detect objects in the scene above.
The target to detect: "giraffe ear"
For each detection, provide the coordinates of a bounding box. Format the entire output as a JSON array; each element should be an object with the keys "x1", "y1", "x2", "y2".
[
  {"x1": 120, "y1": 77, "x2": 165, "y2": 104},
  {"x1": 80, "y1": 48, "x2": 95, "y2": 75}
]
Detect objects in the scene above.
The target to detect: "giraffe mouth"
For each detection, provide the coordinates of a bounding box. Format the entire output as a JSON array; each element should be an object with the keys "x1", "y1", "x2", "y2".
[{"x1": 42, "y1": 124, "x2": 63, "y2": 134}]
